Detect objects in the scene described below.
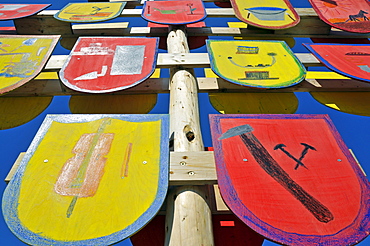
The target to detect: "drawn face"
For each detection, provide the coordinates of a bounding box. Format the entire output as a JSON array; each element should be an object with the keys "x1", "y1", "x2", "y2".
[{"x1": 207, "y1": 40, "x2": 306, "y2": 88}]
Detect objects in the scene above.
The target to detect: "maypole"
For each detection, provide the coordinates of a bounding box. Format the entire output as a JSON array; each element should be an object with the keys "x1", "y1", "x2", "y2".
[{"x1": 165, "y1": 25, "x2": 214, "y2": 245}]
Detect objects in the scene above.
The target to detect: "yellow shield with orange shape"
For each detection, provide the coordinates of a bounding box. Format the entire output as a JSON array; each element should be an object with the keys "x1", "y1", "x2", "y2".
[
  {"x1": 2, "y1": 114, "x2": 169, "y2": 246},
  {"x1": 206, "y1": 40, "x2": 306, "y2": 88}
]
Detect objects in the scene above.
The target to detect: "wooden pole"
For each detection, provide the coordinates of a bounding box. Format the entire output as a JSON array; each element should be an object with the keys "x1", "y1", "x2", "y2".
[{"x1": 165, "y1": 25, "x2": 214, "y2": 246}]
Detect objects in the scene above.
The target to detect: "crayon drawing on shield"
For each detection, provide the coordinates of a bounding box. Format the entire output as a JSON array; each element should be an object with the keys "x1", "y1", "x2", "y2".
[
  {"x1": 210, "y1": 114, "x2": 370, "y2": 246},
  {"x1": 0, "y1": 35, "x2": 60, "y2": 94},
  {"x1": 54, "y1": 2, "x2": 126, "y2": 23},
  {"x1": 59, "y1": 37, "x2": 159, "y2": 93},
  {"x1": 2, "y1": 114, "x2": 169, "y2": 246}
]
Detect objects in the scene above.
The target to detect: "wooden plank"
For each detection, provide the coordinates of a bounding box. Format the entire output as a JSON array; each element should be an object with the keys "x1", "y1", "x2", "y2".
[
  {"x1": 5, "y1": 76, "x2": 370, "y2": 97},
  {"x1": 13, "y1": 13, "x2": 72, "y2": 35},
  {"x1": 72, "y1": 22, "x2": 129, "y2": 35},
  {"x1": 4, "y1": 153, "x2": 25, "y2": 183},
  {"x1": 5, "y1": 151, "x2": 217, "y2": 184},
  {"x1": 169, "y1": 151, "x2": 217, "y2": 185},
  {"x1": 13, "y1": 8, "x2": 370, "y2": 37},
  {"x1": 42, "y1": 53, "x2": 322, "y2": 69}
]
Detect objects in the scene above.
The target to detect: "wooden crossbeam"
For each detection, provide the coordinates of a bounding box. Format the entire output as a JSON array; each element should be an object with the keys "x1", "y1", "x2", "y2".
[
  {"x1": 10, "y1": 8, "x2": 369, "y2": 37},
  {"x1": 5, "y1": 150, "x2": 365, "y2": 184},
  {"x1": 3, "y1": 52, "x2": 370, "y2": 96},
  {"x1": 44, "y1": 53, "x2": 320, "y2": 70}
]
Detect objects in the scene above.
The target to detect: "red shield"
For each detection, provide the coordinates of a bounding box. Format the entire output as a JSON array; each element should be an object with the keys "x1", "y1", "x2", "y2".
[
  {"x1": 309, "y1": 0, "x2": 370, "y2": 33},
  {"x1": 210, "y1": 114, "x2": 370, "y2": 245},
  {"x1": 304, "y1": 43, "x2": 370, "y2": 83},
  {"x1": 0, "y1": 4, "x2": 50, "y2": 20},
  {"x1": 142, "y1": 0, "x2": 206, "y2": 25},
  {"x1": 60, "y1": 37, "x2": 159, "y2": 93}
]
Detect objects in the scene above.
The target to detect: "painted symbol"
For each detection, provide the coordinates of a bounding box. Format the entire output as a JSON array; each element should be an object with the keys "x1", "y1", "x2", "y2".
[
  {"x1": 54, "y1": 118, "x2": 114, "y2": 218},
  {"x1": 347, "y1": 10, "x2": 369, "y2": 22},
  {"x1": 54, "y1": 3, "x2": 125, "y2": 23},
  {"x1": 0, "y1": 38, "x2": 46, "y2": 78},
  {"x1": 227, "y1": 48, "x2": 279, "y2": 81},
  {"x1": 309, "y1": 0, "x2": 370, "y2": 33},
  {"x1": 142, "y1": 0, "x2": 206, "y2": 25},
  {"x1": 245, "y1": 7, "x2": 295, "y2": 21},
  {"x1": 230, "y1": 0, "x2": 300, "y2": 29},
  {"x1": 227, "y1": 51, "x2": 277, "y2": 69},
  {"x1": 65, "y1": 6, "x2": 113, "y2": 20},
  {"x1": 320, "y1": 0, "x2": 338, "y2": 6},
  {"x1": 121, "y1": 142, "x2": 132, "y2": 178},
  {"x1": 358, "y1": 65, "x2": 370, "y2": 72},
  {"x1": 219, "y1": 124, "x2": 334, "y2": 223},
  {"x1": 60, "y1": 37, "x2": 158, "y2": 93},
  {"x1": 152, "y1": 4, "x2": 196, "y2": 15},
  {"x1": 74, "y1": 65, "x2": 108, "y2": 80},
  {"x1": 274, "y1": 143, "x2": 316, "y2": 170}
]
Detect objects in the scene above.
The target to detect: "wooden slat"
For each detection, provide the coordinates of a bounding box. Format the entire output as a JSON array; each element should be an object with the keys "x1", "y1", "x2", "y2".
[
  {"x1": 72, "y1": 22, "x2": 129, "y2": 35},
  {"x1": 10, "y1": 8, "x2": 369, "y2": 37},
  {"x1": 45, "y1": 52, "x2": 321, "y2": 69},
  {"x1": 169, "y1": 151, "x2": 216, "y2": 185},
  {"x1": 5, "y1": 152, "x2": 217, "y2": 183},
  {"x1": 4, "y1": 153, "x2": 25, "y2": 183},
  {"x1": 19, "y1": 8, "x2": 320, "y2": 18},
  {"x1": 7, "y1": 149, "x2": 364, "y2": 184},
  {"x1": 5, "y1": 75, "x2": 370, "y2": 97}
]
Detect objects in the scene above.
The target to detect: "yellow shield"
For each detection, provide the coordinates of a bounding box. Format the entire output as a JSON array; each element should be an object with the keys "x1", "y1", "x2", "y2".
[
  {"x1": 206, "y1": 40, "x2": 306, "y2": 88},
  {"x1": 0, "y1": 35, "x2": 59, "y2": 94},
  {"x1": 3, "y1": 114, "x2": 169, "y2": 245},
  {"x1": 54, "y1": 3, "x2": 126, "y2": 22},
  {"x1": 230, "y1": 0, "x2": 300, "y2": 29}
]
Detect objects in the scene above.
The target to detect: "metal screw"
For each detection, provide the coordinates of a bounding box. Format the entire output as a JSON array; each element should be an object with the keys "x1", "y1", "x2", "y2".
[
  {"x1": 243, "y1": 159, "x2": 248, "y2": 162},
  {"x1": 180, "y1": 161, "x2": 186, "y2": 166},
  {"x1": 337, "y1": 159, "x2": 342, "y2": 162},
  {"x1": 143, "y1": 161, "x2": 147, "y2": 164},
  {"x1": 188, "y1": 171, "x2": 195, "y2": 176},
  {"x1": 43, "y1": 159, "x2": 48, "y2": 163}
]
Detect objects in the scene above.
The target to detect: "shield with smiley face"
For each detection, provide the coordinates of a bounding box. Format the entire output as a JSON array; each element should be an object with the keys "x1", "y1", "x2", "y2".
[{"x1": 206, "y1": 40, "x2": 306, "y2": 88}]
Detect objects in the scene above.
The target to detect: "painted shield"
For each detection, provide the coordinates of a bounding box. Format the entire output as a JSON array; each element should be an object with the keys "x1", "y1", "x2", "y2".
[
  {"x1": 142, "y1": 0, "x2": 206, "y2": 25},
  {"x1": 60, "y1": 37, "x2": 159, "y2": 93},
  {"x1": 206, "y1": 40, "x2": 306, "y2": 88},
  {"x1": 304, "y1": 43, "x2": 370, "y2": 83},
  {"x1": 54, "y1": 2, "x2": 126, "y2": 23},
  {"x1": 308, "y1": 0, "x2": 370, "y2": 33},
  {"x1": 0, "y1": 4, "x2": 50, "y2": 20},
  {"x1": 2, "y1": 114, "x2": 169, "y2": 246},
  {"x1": 230, "y1": 0, "x2": 300, "y2": 29},
  {"x1": 210, "y1": 114, "x2": 370, "y2": 246},
  {"x1": 0, "y1": 35, "x2": 60, "y2": 94}
]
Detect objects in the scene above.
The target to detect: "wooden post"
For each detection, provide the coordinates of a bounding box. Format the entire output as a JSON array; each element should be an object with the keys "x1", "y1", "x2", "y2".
[{"x1": 165, "y1": 25, "x2": 214, "y2": 246}]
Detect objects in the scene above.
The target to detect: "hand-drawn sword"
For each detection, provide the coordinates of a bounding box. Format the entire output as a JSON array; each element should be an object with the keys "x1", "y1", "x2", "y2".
[{"x1": 219, "y1": 124, "x2": 334, "y2": 223}]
